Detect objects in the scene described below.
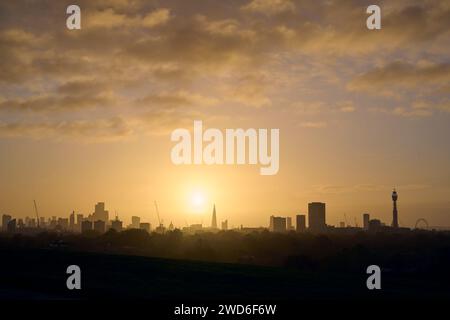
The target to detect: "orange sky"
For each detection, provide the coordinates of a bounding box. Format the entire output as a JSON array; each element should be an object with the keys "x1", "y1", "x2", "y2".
[{"x1": 0, "y1": 0, "x2": 449, "y2": 228}]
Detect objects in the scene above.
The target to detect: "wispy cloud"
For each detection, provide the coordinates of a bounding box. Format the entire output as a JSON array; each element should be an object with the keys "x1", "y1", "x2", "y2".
[{"x1": 300, "y1": 121, "x2": 327, "y2": 129}]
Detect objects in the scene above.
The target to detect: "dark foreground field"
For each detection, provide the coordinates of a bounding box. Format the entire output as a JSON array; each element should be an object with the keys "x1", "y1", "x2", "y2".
[{"x1": 0, "y1": 247, "x2": 448, "y2": 301}]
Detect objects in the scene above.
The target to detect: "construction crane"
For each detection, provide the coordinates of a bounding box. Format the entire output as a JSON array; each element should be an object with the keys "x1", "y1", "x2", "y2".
[
  {"x1": 154, "y1": 201, "x2": 166, "y2": 233},
  {"x1": 33, "y1": 200, "x2": 40, "y2": 228},
  {"x1": 154, "y1": 201, "x2": 162, "y2": 227}
]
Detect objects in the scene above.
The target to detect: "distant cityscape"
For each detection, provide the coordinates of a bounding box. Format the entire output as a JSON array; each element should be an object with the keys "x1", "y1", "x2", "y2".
[{"x1": 0, "y1": 189, "x2": 443, "y2": 235}]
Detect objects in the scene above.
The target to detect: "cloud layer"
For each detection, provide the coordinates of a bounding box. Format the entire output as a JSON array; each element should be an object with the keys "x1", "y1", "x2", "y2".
[{"x1": 0, "y1": 0, "x2": 449, "y2": 139}]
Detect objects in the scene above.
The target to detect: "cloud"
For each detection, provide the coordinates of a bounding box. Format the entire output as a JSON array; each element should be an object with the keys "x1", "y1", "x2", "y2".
[
  {"x1": 290, "y1": 100, "x2": 356, "y2": 115},
  {"x1": 142, "y1": 8, "x2": 171, "y2": 28},
  {"x1": 437, "y1": 100, "x2": 450, "y2": 112},
  {"x1": 0, "y1": 0, "x2": 449, "y2": 141},
  {"x1": 392, "y1": 106, "x2": 432, "y2": 118},
  {"x1": 313, "y1": 183, "x2": 431, "y2": 195},
  {"x1": 371, "y1": 98, "x2": 450, "y2": 118},
  {"x1": 241, "y1": 0, "x2": 295, "y2": 15},
  {"x1": 0, "y1": 80, "x2": 116, "y2": 112},
  {"x1": 0, "y1": 117, "x2": 132, "y2": 142},
  {"x1": 291, "y1": 101, "x2": 324, "y2": 115},
  {"x1": 84, "y1": 8, "x2": 171, "y2": 29},
  {"x1": 224, "y1": 74, "x2": 272, "y2": 108},
  {"x1": 348, "y1": 61, "x2": 450, "y2": 92},
  {"x1": 300, "y1": 121, "x2": 327, "y2": 129},
  {"x1": 136, "y1": 90, "x2": 219, "y2": 110},
  {"x1": 337, "y1": 101, "x2": 356, "y2": 113},
  {"x1": 0, "y1": 94, "x2": 114, "y2": 112},
  {"x1": 349, "y1": 61, "x2": 450, "y2": 118}
]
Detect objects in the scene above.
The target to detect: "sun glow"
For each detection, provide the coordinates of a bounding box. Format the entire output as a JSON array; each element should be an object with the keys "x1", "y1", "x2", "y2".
[
  {"x1": 186, "y1": 188, "x2": 211, "y2": 214},
  {"x1": 191, "y1": 191, "x2": 206, "y2": 208}
]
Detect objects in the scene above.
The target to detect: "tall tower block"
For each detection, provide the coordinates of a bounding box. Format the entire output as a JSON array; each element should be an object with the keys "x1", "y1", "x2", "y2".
[
  {"x1": 211, "y1": 204, "x2": 217, "y2": 229},
  {"x1": 392, "y1": 189, "x2": 399, "y2": 228}
]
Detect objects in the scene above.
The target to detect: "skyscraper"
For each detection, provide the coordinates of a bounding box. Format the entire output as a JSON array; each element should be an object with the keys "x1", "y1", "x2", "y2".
[
  {"x1": 76, "y1": 214, "x2": 83, "y2": 232},
  {"x1": 2, "y1": 214, "x2": 12, "y2": 232},
  {"x1": 58, "y1": 218, "x2": 69, "y2": 230},
  {"x1": 7, "y1": 219, "x2": 16, "y2": 233},
  {"x1": 140, "y1": 223, "x2": 151, "y2": 233},
  {"x1": 69, "y1": 211, "x2": 75, "y2": 230},
  {"x1": 94, "y1": 220, "x2": 106, "y2": 233},
  {"x1": 363, "y1": 213, "x2": 370, "y2": 230},
  {"x1": 81, "y1": 220, "x2": 92, "y2": 233},
  {"x1": 111, "y1": 217, "x2": 123, "y2": 232},
  {"x1": 93, "y1": 202, "x2": 109, "y2": 222},
  {"x1": 286, "y1": 217, "x2": 293, "y2": 231},
  {"x1": 308, "y1": 202, "x2": 326, "y2": 232},
  {"x1": 131, "y1": 216, "x2": 141, "y2": 229},
  {"x1": 296, "y1": 214, "x2": 306, "y2": 232},
  {"x1": 392, "y1": 189, "x2": 399, "y2": 228},
  {"x1": 269, "y1": 216, "x2": 287, "y2": 232},
  {"x1": 211, "y1": 204, "x2": 217, "y2": 229}
]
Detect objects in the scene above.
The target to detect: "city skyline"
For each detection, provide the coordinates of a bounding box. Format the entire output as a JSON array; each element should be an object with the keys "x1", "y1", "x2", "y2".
[
  {"x1": 0, "y1": 184, "x2": 449, "y2": 229},
  {"x1": 2, "y1": 189, "x2": 443, "y2": 231}
]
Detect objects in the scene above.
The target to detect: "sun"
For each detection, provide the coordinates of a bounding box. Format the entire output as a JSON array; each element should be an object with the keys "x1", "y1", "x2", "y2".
[
  {"x1": 191, "y1": 191, "x2": 205, "y2": 207},
  {"x1": 188, "y1": 190, "x2": 209, "y2": 213}
]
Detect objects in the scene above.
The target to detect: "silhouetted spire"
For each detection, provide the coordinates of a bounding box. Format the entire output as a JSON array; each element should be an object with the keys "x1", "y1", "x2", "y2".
[
  {"x1": 392, "y1": 188, "x2": 399, "y2": 228},
  {"x1": 211, "y1": 204, "x2": 217, "y2": 229}
]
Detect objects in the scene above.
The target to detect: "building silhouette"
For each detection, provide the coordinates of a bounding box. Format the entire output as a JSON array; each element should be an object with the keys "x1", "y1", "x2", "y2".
[
  {"x1": 211, "y1": 204, "x2": 217, "y2": 229},
  {"x1": 49, "y1": 216, "x2": 57, "y2": 229},
  {"x1": 184, "y1": 223, "x2": 202, "y2": 233},
  {"x1": 286, "y1": 217, "x2": 293, "y2": 231},
  {"x1": 39, "y1": 217, "x2": 46, "y2": 228},
  {"x1": 76, "y1": 214, "x2": 83, "y2": 232},
  {"x1": 221, "y1": 219, "x2": 228, "y2": 230},
  {"x1": 392, "y1": 189, "x2": 399, "y2": 228},
  {"x1": 69, "y1": 211, "x2": 75, "y2": 231},
  {"x1": 111, "y1": 217, "x2": 123, "y2": 232},
  {"x1": 369, "y1": 219, "x2": 382, "y2": 232},
  {"x1": 308, "y1": 202, "x2": 326, "y2": 232},
  {"x1": 155, "y1": 224, "x2": 166, "y2": 234},
  {"x1": 81, "y1": 220, "x2": 92, "y2": 233},
  {"x1": 296, "y1": 214, "x2": 306, "y2": 232},
  {"x1": 58, "y1": 218, "x2": 69, "y2": 230},
  {"x1": 27, "y1": 218, "x2": 36, "y2": 228},
  {"x1": 94, "y1": 220, "x2": 106, "y2": 233},
  {"x1": 92, "y1": 202, "x2": 109, "y2": 222},
  {"x1": 140, "y1": 223, "x2": 150, "y2": 233},
  {"x1": 363, "y1": 213, "x2": 370, "y2": 230},
  {"x1": 2, "y1": 214, "x2": 12, "y2": 232},
  {"x1": 269, "y1": 216, "x2": 287, "y2": 232},
  {"x1": 7, "y1": 219, "x2": 16, "y2": 233},
  {"x1": 131, "y1": 216, "x2": 140, "y2": 229}
]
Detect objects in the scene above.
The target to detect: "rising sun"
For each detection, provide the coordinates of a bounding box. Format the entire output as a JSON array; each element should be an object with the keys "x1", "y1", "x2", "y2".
[{"x1": 191, "y1": 191, "x2": 205, "y2": 207}]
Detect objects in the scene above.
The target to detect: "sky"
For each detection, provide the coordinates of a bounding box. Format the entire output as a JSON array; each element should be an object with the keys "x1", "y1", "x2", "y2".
[{"x1": 0, "y1": 0, "x2": 449, "y2": 228}]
